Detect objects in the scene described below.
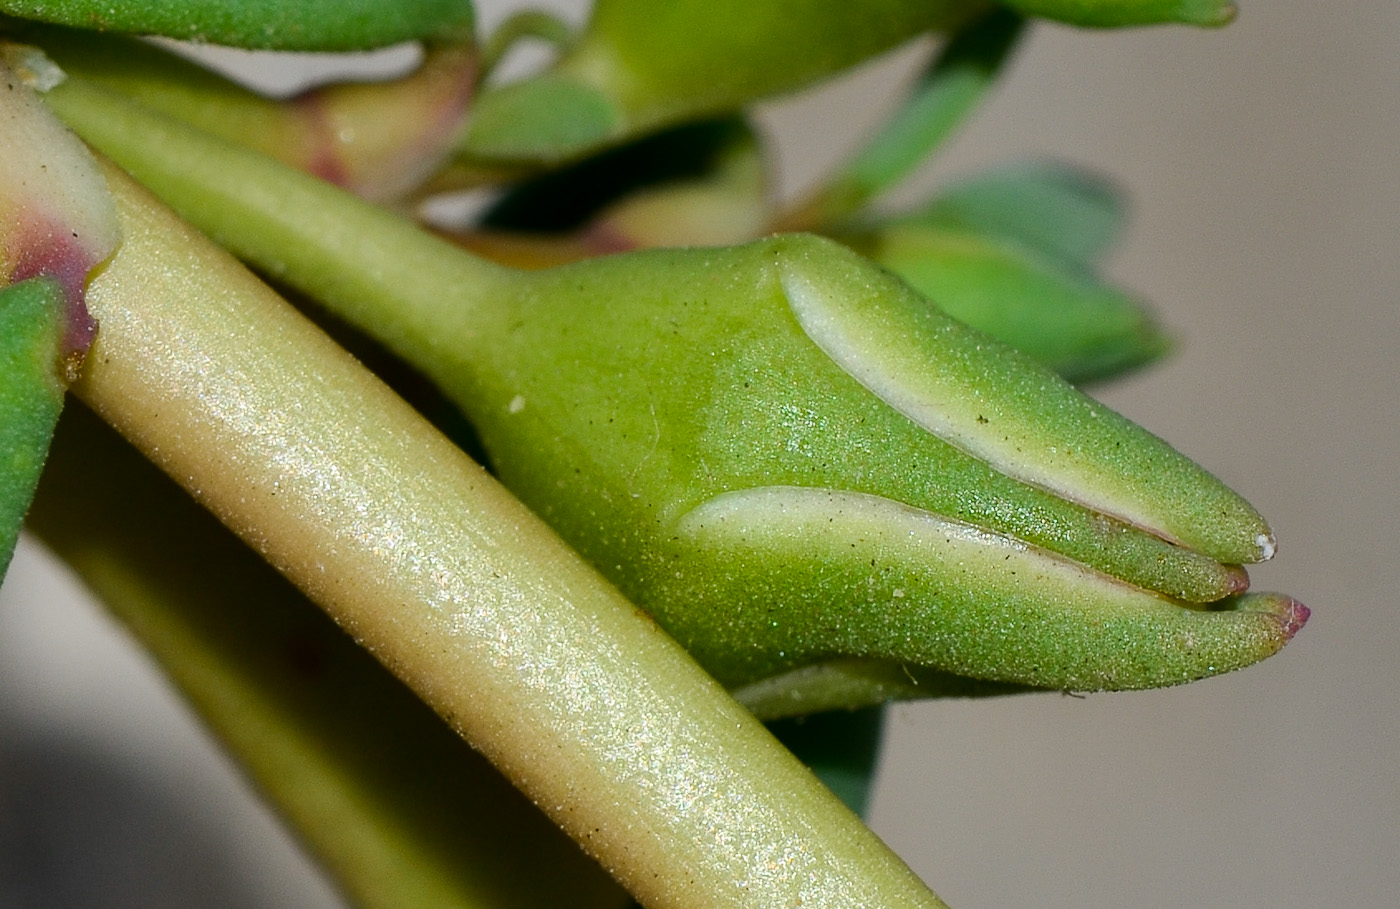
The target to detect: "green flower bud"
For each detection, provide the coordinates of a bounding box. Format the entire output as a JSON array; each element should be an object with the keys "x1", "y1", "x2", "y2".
[
  {"x1": 456, "y1": 235, "x2": 1298, "y2": 693},
  {"x1": 48, "y1": 71, "x2": 1306, "y2": 707}
]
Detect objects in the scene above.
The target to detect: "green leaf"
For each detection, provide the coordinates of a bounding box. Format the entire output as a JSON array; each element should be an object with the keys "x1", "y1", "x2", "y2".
[
  {"x1": 1001, "y1": 0, "x2": 1236, "y2": 28},
  {"x1": 910, "y1": 160, "x2": 1128, "y2": 265},
  {"x1": 853, "y1": 222, "x2": 1167, "y2": 383},
  {"x1": 0, "y1": 278, "x2": 66, "y2": 576},
  {"x1": 0, "y1": 0, "x2": 476, "y2": 51},
  {"x1": 791, "y1": 8, "x2": 1026, "y2": 227},
  {"x1": 461, "y1": 0, "x2": 981, "y2": 165}
]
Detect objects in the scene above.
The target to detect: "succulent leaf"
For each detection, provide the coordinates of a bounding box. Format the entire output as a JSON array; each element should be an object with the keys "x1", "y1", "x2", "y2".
[
  {"x1": 1001, "y1": 0, "x2": 1236, "y2": 27},
  {"x1": 0, "y1": 277, "x2": 66, "y2": 574},
  {"x1": 846, "y1": 222, "x2": 1166, "y2": 384},
  {"x1": 0, "y1": 0, "x2": 476, "y2": 51},
  {"x1": 461, "y1": 0, "x2": 983, "y2": 165},
  {"x1": 907, "y1": 160, "x2": 1128, "y2": 266},
  {"x1": 785, "y1": 7, "x2": 1027, "y2": 229}
]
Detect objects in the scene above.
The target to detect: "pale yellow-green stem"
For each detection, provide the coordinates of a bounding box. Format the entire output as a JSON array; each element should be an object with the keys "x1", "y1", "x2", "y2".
[
  {"x1": 29, "y1": 404, "x2": 632, "y2": 909},
  {"x1": 76, "y1": 162, "x2": 949, "y2": 908}
]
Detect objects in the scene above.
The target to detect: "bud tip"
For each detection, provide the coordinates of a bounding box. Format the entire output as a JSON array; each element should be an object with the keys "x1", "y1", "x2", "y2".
[{"x1": 1279, "y1": 598, "x2": 1310, "y2": 641}]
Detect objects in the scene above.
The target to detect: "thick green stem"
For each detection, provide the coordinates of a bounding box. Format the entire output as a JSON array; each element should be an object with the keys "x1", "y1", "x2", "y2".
[{"x1": 74, "y1": 159, "x2": 949, "y2": 909}]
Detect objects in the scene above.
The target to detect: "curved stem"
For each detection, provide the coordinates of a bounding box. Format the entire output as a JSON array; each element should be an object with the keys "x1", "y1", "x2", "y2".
[
  {"x1": 44, "y1": 75, "x2": 517, "y2": 389},
  {"x1": 480, "y1": 11, "x2": 575, "y2": 78}
]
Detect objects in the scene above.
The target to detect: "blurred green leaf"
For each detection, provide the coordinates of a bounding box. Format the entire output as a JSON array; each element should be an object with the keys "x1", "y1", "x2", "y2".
[
  {"x1": 0, "y1": 0, "x2": 476, "y2": 50},
  {"x1": 851, "y1": 221, "x2": 1167, "y2": 383},
  {"x1": 791, "y1": 8, "x2": 1026, "y2": 227},
  {"x1": 909, "y1": 161, "x2": 1127, "y2": 266},
  {"x1": 1001, "y1": 0, "x2": 1235, "y2": 28},
  {"x1": 461, "y1": 0, "x2": 981, "y2": 164}
]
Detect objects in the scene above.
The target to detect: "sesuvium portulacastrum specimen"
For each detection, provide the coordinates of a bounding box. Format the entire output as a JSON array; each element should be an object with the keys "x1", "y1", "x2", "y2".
[
  {"x1": 0, "y1": 3, "x2": 1308, "y2": 907},
  {"x1": 2, "y1": 62, "x2": 952, "y2": 908},
  {"x1": 41, "y1": 52, "x2": 1307, "y2": 720}
]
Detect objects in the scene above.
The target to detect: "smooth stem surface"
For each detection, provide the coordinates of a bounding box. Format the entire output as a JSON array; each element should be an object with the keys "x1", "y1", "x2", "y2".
[
  {"x1": 76, "y1": 162, "x2": 949, "y2": 909},
  {"x1": 29, "y1": 403, "x2": 630, "y2": 909}
]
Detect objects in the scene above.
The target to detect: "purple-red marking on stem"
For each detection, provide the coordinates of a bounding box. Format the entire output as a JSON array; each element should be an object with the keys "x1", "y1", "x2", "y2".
[{"x1": 7, "y1": 209, "x2": 99, "y2": 364}]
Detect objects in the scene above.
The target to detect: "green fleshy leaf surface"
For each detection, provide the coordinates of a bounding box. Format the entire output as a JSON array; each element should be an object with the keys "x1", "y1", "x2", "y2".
[
  {"x1": 0, "y1": 0, "x2": 476, "y2": 50},
  {"x1": 0, "y1": 277, "x2": 66, "y2": 577},
  {"x1": 462, "y1": 74, "x2": 622, "y2": 165},
  {"x1": 1001, "y1": 0, "x2": 1235, "y2": 28},
  {"x1": 857, "y1": 223, "x2": 1168, "y2": 383}
]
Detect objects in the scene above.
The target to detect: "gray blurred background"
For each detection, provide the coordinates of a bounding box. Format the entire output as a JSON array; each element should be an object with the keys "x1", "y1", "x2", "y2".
[{"x1": 1, "y1": 3, "x2": 1395, "y2": 907}]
